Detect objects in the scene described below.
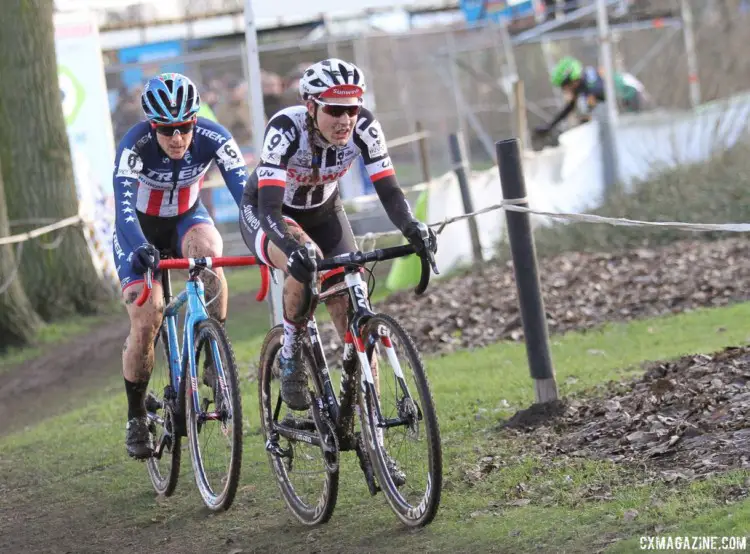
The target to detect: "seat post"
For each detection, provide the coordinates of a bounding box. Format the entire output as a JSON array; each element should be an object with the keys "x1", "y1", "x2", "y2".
[{"x1": 161, "y1": 267, "x2": 173, "y2": 304}]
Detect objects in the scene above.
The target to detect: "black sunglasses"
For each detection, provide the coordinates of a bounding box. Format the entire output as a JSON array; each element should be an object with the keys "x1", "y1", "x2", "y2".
[
  {"x1": 313, "y1": 98, "x2": 361, "y2": 118},
  {"x1": 153, "y1": 120, "x2": 196, "y2": 136}
]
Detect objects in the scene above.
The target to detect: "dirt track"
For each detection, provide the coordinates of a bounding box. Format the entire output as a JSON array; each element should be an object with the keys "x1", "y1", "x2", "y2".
[{"x1": 0, "y1": 291, "x2": 261, "y2": 437}]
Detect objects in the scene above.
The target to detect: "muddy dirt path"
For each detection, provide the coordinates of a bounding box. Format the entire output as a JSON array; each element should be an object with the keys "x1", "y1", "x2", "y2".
[{"x1": 0, "y1": 292, "x2": 261, "y2": 437}]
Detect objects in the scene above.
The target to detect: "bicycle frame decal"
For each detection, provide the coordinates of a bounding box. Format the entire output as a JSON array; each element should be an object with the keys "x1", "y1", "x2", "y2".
[
  {"x1": 344, "y1": 271, "x2": 376, "y2": 388},
  {"x1": 165, "y1": 314, "x2": 182, "y2": 392},
  {"x1": 183, "y1": 280, "x2": 210, "y2": 413},
  {"x1": 377, "y1": 333, "x2": 406, "y2": 380}
]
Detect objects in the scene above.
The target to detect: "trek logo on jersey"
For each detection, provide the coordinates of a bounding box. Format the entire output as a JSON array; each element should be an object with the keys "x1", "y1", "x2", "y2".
[
  {"x1": 143, "y1": 163, "x2": 209, "y2": 184},
  {"x1": 113, "y1": 233, "x2": 124, "y2": 259},
  {"x1": 195, "y1": 126, "x2": 228, "y2": 144},
  {"x1": 136, "y1": 134, "x2": 151, "y2": 148}
]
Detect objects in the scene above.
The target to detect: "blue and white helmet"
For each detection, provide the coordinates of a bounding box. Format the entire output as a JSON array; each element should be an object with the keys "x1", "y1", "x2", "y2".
[{"x1": 141, "y1": 72, "x2": 200, "y2": 125}]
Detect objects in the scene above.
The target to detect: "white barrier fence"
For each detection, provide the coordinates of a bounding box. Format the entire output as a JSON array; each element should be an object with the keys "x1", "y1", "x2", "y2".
[{"x1": 426, "y1": 92, "x2": 750, "y2": 273}]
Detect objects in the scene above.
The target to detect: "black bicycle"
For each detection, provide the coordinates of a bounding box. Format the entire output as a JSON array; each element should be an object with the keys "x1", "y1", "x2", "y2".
[{"x1": 258, "y1": 223, "x2": 442, "y2": 527}]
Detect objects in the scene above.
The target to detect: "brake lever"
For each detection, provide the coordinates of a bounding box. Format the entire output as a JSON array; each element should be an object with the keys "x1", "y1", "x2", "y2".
[
  {"x1": 417, "y1": 222, "x2": 440, "y2": 275},
  {"x1": 305, "y1": 241, "x2": 319, "y2": 296},
  {"x1": 427, "y1": 250, "x2": 440, "y2": 275}
]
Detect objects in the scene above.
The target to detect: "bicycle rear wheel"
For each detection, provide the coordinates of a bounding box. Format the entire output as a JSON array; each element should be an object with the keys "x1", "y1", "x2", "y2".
[
  {"x1": 358, "y1": 313, "x2": 442, "y2": 527},
  {"x1": 258, "y1": 325, "x2": 339, "y2": 526},
  {"x1": 146, "y1": 325, "x2": 181, "y2": 496},
  {"x1": 184, "y1": 318, "x2": 243, "y2": 511}
]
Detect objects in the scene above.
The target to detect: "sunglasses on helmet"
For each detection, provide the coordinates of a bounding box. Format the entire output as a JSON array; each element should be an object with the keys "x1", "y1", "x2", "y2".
[
  {"x1": 152, "y1": 118, "x2": 197, "y2": 136},
  {"x1": 312, "y1": 97, "x2": 361, "y2": 118}
]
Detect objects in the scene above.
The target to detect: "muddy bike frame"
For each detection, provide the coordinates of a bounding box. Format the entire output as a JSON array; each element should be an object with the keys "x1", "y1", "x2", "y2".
[
  {"x1": 266, "y1": 226, "x2": 438, "y2": 492},
  {"x1": 136, "y1": 256, "x2": 269, "y2": 455}
]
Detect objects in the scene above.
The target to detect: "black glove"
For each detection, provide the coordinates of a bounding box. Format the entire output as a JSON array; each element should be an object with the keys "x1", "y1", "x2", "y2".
[
  {"x1": 286, "y1": 246, "x2": 317, "y2": 283},
  {"x1": 131, "y1": 243, "x2": 159, "y2": 275},
  {"x1": 403, "y1": 220, "x2": 437, "y2": 255},
  {"x1": 533, "y1": 124, "x2": 551, "y2": 137}
]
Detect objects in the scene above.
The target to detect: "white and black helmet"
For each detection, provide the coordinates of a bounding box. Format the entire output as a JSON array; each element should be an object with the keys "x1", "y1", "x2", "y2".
[{"x1": 299, "y1": 58, "x2": 366, "y2": 101}]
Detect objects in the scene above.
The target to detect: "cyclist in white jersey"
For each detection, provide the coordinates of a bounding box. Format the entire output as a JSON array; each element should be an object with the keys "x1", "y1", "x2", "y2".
[{"x1": 239, "y1": 58, "x2": 435, "y2": 415}]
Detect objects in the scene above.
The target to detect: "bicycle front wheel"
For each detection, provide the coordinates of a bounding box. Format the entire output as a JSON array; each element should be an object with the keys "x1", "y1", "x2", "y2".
[
  {"x1": 184, "y1": 318, "x2": 243, "y2": 511},
  {"x1": 358, "y1": 313, "x2": 442, "y2": 527},
  {"x1": 258, "y1": 325, "x2": 339, "y2": 526}
]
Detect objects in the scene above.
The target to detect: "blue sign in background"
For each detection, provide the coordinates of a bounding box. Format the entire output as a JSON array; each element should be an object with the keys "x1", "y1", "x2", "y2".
[
  {"x1": 117, "y1": 41, "x2": 185, "y2": 89},
  {"x1": 459, "y1": 0, "x2": 535, "y2": 24}
]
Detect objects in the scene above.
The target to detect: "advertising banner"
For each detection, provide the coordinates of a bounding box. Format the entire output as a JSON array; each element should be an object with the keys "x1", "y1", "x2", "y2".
[{"x1": 55, "y1": 10, "x2": 118, "y2": 282}]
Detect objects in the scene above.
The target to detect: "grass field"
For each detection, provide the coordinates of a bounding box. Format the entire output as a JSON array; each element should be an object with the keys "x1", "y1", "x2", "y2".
[{"x1": 2, "y1": 298, "x2": 750, "y2": 553}]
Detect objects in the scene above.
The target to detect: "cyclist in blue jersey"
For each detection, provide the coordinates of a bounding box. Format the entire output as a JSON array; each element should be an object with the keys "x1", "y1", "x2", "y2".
[{"x1": 112, "y1": 73, "x2": 247, "y2": 459}]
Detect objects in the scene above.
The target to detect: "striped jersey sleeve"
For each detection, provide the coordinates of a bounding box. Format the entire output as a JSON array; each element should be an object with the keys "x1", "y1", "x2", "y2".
[{"x1": 254, "y1": 114, "x2": 303, "y2": 256}]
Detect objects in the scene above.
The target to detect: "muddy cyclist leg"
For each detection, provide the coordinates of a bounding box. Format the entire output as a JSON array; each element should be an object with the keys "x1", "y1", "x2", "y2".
[
  {"x1": 122, "y1": 281, "x2": 164, "y2": 458},
  {"x1": 180, "y1": 223, "x2": 227, "y2": 322}
]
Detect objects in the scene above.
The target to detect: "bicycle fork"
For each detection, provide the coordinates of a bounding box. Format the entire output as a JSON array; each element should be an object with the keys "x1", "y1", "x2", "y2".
[{"x1": 347, "y1": 320, "x2": 422, "y2": 449}]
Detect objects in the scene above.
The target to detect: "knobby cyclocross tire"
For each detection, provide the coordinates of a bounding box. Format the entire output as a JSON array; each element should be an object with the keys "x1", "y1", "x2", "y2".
[
  {"x1": 358, "y1": 313, "x2": 442, "y2": 527},
  {"x1": 184, "y1": 318, "x2": 243, "y2": 512},
  {"x1": 146, "y1": 325, "x2": 182, "y2": 497},
  {"x1": 258, "y1": 325, "x2": 339, "y2": 526}
]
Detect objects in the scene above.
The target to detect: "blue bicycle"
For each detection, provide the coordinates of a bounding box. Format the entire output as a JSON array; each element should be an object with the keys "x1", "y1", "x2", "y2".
[{"x1": 135, "y1": 254, "x2": 269, "y2": 511}]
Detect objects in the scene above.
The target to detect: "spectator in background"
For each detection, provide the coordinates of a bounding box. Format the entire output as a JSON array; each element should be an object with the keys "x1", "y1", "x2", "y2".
[
  {"x1": 280, "y1": 62, "x2": 314, "y2": 109},
  {"x1": 543, "y1": 0, "x2": 579, "y2": 20},
  {"x1": 261, "y1": 69, "x2": 284, "y2": 120},
  {"x1": 213, "y1": 78, "x2": 252, "y2": 146},
  {"x1": 112, "y1": 86, "x2": 143, "y2": 140}
]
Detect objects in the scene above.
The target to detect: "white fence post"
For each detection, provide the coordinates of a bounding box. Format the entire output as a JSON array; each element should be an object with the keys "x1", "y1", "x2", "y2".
[{"x1": 244, "y1": 0, "x2": 283, "y2": 326}]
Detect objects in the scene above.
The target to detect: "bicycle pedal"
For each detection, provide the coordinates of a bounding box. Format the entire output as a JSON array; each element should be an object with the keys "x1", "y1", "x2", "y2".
[
  {"x1": 265, "y1": 437, "x2": 291, "y2": 458},
  {"x1": 145, "y1": 393, "x2": 162, "y2": 413}
]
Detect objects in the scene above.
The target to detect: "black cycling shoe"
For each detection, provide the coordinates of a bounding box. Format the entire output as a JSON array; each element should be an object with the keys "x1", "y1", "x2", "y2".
[
  {"x1": 278, "y1": 354, "x2": 309, "y2": 411},
  {"x1": 126, "y1": 416, "x2": 154, "y2": 460},
  {"x1": 384, "y1": 453, "x2": 406, "y2": 488}
]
